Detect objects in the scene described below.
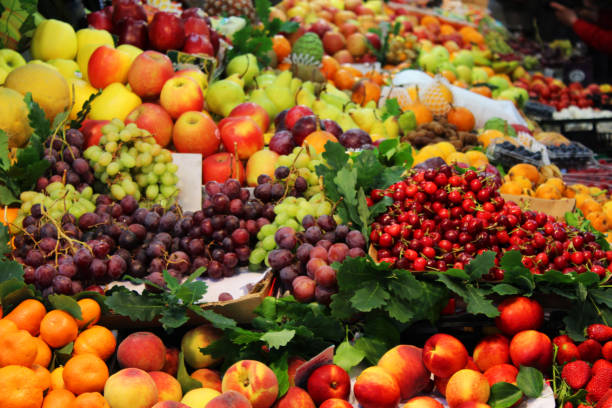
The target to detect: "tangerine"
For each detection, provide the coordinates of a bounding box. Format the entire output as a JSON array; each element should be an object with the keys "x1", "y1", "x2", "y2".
[
  {"x1": 477, "y1": 129, "x2": 503, "y2": 148},
  {"x1": 365, "y1": 70, "x2": 384, "y2": 85},
  {"x1": 508, "y1": 163, "x2": 540, "y2": 185},
  {"x1": 76, "y1": 298, "x2": 101, "y2": 329},
  {"x1": 0, "y1": 365, "x2": 44, "y2": 408},
  {"x1": 5, "y1": 298, "x2": 47, "y2": 336},
  {"x1": 332, "y1": 67, "x2": 356, "y2": 90},
  {"x1": 321, "y1": 55, "x2": 340, "y2": 80},
  {"x1": 587, "y1": 211, "x2": 607, "y2": 233},
  {"x1": 50, "y1": 366, "x2": 65, "y2": 390},
  {"x1": 447, "y1": 106, "x2": 475, "y2": 131},
  {"x1": 272, "y1": 35, "x2": 292, "y2": 62},
  {"x1": 441, "y1": 70, "x2": 456, "y2": 83},
  {"x1": 421, "y1": 15, "x2": 440, "y2": 26},
  {"x1": 351, "y1": 79, "x2": 381, "y2": 106},
  {"x1": 302, "y1": 131, "x2": 338, "y2": 154},
  {"x1": 0, "y1": 318, "x2": 18, "y2": 334},
  {"x1": 31, "y1": 364, "x2": 51, "y2": 391},
  {"x1": 40, "y1": 310, "x2": 78, "y2": 349},
  {"x1": 499, "y1": 181, "x2": 523, "y2": 195},
  {"x1": 74, "y1": 325, "x2": 117, "y2": 361},
  {"x1": 33, "y1": 336, "x2": 52, "y2": 367},
  {"x1": 535, "y1": 184, "x2": 562, "y2": 200},
  {"x1": 406, "y1": 103, "x2": 433, "y2": 125},
  {"x1": 70, "y1": 392, "x2": 110, "y2": 408},
  {"x1": 440, "y1": 24, "x2": 456, "y2": 35},
  {"x1": 471, "y1": 86, "x2": 492, "y2": 98},
  {"x1": 42, "y1": 389, "x2": 76, "y2": 408},
  {"x1": 0, "y1": 328, "x2": 38, "y2": 367},
  {"x1": 63, "y1": 353, "x2": 109, "y2": 395}
]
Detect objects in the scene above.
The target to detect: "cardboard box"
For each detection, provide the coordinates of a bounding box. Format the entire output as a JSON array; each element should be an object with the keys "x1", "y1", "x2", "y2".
[{"x1": 500, "y1": 194, "x2": 576, "y2": 219}]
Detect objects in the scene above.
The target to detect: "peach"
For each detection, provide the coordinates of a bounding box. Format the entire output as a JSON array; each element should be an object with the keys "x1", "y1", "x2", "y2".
[
  {"x1": 483, "y1": 364, "x2": 518, "y2": 387},
  {"x1": 402, "y1": 396, "x2": 444, "y2": 408},
  {"x1": 445, "y1": 369, "x2": 490, "y2": 408},
  {"x1": 181, "y1": 325, "x2": 223, "y2": 369},
  {"x1": 125, "y1": 103, "x2": 174, "y2": 147},
  {"x1": 377, "y1": 345, "x2": 430, "y2": 400},
  {"x1": 205, "y1": 390, "x2": 252, "y2": 408},
  {"x1": 509, "y1": 330, "x2": 552, "y2": 372},
  {"x1": 127, "y1": 51, "x2": 174, "y2": 98},
  {"x1": 319, "y1": 399, "x2": 353, "y2": 408},
  {"x1": 103, "y1": 368, "x2": 159, "y2": 408},
  {"x1": 287, "y1": 357, "x2": 306, "y2": 387},
  {"x1": 162, "y1": 348, "x2": 180, "y2": 377},
  {"x1": 152, "y1": 402, "x2": 191, "y2": 408},
  {"x1": 181, "y1": 388, "x2": 221, "y2": 408},
  {"x1": 87, "y1": 45, "x2": 132, "y2": 89},
  {"x1": 322, "y1": 31, "x2": 346, "y2": 55},
  {"x1": 455, "y1": 403, "x2": 491, "y2": 408},
  {"x1": 229, "y1": 102, "x2": 270, "y2": 133},
  {"x1": 473, "y1": 334, "x2": 510, "y2": 372},
  {"x1": 423, "y1": 334, "x2": 468, "y2": 378},
  {"x1": 495, "y1": 296, "x2": 543, "y2": 336},
  {"x1": 346, "y1": 33, "x2": 368, "y2": 57},
  {"x1": 117, "y1": 332, "x2": 166, "y2": 372},
  {"x1": 160, "y1": 76, "x2": 204, "y2": 119},
  {"x1": 173, "y1": 110, "x2": 220, "y2": 157},
  {"x1": 245, "y1": 149, "x2": 278, "y2": 187},
  {"x1": 353, "y1": 366, "x2": 400, "y2": 408},
  {"x1": 149, "y1": 371, "x2": 182, "y2": 402},
  {"x1": 222, "y1": 360, "x2": 279, "y2": 408},
  {"x1": 275, "y1": 386, "x2": 315, "y2": 408},
  {"x1": 191, "y1": 369, "x2": 222, "y2": 392},
  {"x1": 333, "y1": 50, "x2": 354, "y2": 64}
]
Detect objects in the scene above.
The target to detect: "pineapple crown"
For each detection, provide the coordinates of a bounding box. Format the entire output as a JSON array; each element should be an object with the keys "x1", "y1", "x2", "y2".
[{"x1": 288, "y1": 33, "x2": 324, "y2": 67}]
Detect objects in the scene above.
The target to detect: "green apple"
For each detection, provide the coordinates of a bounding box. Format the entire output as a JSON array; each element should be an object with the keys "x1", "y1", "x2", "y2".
[
  {"x1": 418, "y1": 52, "x2": 442, "y2": 73},
  {"x1": 471, "y1": 67, "x2": 489, "y2": 84},
  {"x1": 226, "y1": 53, "x2": 259, "y2": 86},
  {"x1": 0, "y1": 49, "x2": 26, "y2": 76},
  {"x1": 207, "y1": 79, "x2": 246, "y2": 117},
  {"x1": 438, "y1": 61, "x2": 457, "y2": 75},
  {"x1": 456, "y1": 65, "x2": 472, "y2": 84},
  {"x1": 431, "y1": 45, "x2": 450, "y2": 61},
  {"x1": 498, "y1": 87, "x2": 528, "y2": 108},
  {"x1": 452, "y1": 50, "x2": 474, "y2": 68},
  {"x1": 488, "y1": 76, "x2": 510, "y2": 92}
]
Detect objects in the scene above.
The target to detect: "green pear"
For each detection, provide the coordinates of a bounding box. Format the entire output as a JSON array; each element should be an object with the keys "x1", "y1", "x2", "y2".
[
  {"x1": 418, "y1": 52, "x2": 442, "y2": 73},
  {"x1": 471, "y1": 67, "x2": 489, "y2": 84},
  {"x1": 302, "y1": 81, "x2": 315, "y2": 94},
  {"x1": 206, "y1": 79, "x2": 246, "y2": 117},
  {"x1": 452, "y1": 50, "x2": 474, "y2": 68},
  {"x1": 384, "y1": 116, "x2": 399, "y2": 139},
  {"x1": 226, "y1": 53, "x2": 259, "y2": 86},
  {"x1": 456, "y1": 65, "x2": 472, "y2": 84},
  {"x1": 488, "y1": 76, "x2": 510, "y2": 92},
  {"x1": 320, "y1": 93, "x2": 348, "y2": 110},
  {"x1": 290, "y1": 77, "x2": 302, "y2": 94},
  {"x1": 438, "y1": 61, "x2": 457, "y2": 75},
  {"x1": 336, "y1": 114, "x2": 359, "y2": 131},
  {"x1": 431, "y1": 45, "x2": 450, "y2": 61},
  {"x1": 324, "y1": 83, "x2": 351, "y2": 102},
  {"x1": 249, "y1": 88, "x2": 279, "y2": 118},
  {"x1": 273, "y1": 70, "x2": 293, "y2": 88},
  {"x1": 255, "y1": 73, "x2": 277, "y2": 88},
  {"x1": 313, "y1": 100, "x2": 342, "y2": 121},
  {"x1": 296, "y1": 88, "x2": 316, "y2": 108},
  {"x1": 349, "y1": 108, "x2": 378, "y2": 133},
  {"x1": 265, "y1": 85, "x2": 294, "y2": 112}
]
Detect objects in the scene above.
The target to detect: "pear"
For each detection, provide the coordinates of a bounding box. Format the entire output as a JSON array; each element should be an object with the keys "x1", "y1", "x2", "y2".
[
  {"x1": 313, "y1": 99, "x2": 341, "y2": 121},
  {"x1": 248, "y1": 88, "x2": 279, "y2": 118},
  {"x1": 320, "y1": 93, "x2": 348, "y2": 110},
  {"x1": 255, "y1": 73, "x2": 277, "y2": 88},
  {"x1": 335, "y1": 114, "x2": 359, "y2": 132},
  {"x1": 273, "y1": 70, "x2": 293, "y2": 88},
  {"x1": 265, "y1": 85, "x2": 294, "y2": 112},
  {"x1": 296, "y1": 88, "x2": 316, "y2": 108},
  {"x1": 226, "y1": 73, "x2": 244, "y2": 88},
  {"x1": 324, "y1": 83, "x2": 350, "y2": 102},
  {"x1": 384, "y1": 116, "x2": 400, "y2": 139},
  {"x1": 226, "y1": 53, "x2": 259, "y2": 86},
  {"x1": 349, "y1": 108, "x2": 378, "y2": 133},
  {"x1": 369, "y1": 121, "x2": 388, "y2": 142},
  {"x1": 206, "y1": 79, "x2": 246, "y2": 117},
  {"x1": 290, "y1": 77, "x2": 302, "y2": 94}
]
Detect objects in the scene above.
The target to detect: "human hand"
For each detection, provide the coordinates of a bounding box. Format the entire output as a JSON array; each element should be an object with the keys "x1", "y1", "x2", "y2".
[{"x1": 550, "y1": 2, "x2": 579, "y2": 26}]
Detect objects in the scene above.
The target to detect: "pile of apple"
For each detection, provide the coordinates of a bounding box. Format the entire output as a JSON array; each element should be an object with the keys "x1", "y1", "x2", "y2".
[{"x1": 87, "y1": 0, "x2": 222, "y2": 56}]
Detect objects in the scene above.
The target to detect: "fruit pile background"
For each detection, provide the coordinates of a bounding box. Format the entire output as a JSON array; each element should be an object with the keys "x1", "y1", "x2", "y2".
[{"x1": 0, "y1": 0, "x2": 611, "y2": 407}]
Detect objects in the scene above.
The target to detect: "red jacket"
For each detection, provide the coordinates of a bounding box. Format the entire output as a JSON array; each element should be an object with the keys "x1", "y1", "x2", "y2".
[{"x1": 572, "y1": 10, "x2": 612, "y2": 55}]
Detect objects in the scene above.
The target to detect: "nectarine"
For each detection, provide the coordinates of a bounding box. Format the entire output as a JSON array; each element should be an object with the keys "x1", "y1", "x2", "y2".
[
  {"x1": 445, "y1": 369, "x2": 490, "y2": 408},
  {"x1": 378, "y1": 345, "x2": 430, "y2": 400}
]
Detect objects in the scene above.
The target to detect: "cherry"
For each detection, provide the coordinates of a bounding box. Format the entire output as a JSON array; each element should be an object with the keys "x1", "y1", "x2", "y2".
[
  {"x1": 379, "y1": 233, "x2": 393, "y2": 247},
  {"x1": 413, "y1": 257, "x2": 426, "y2": 271}
]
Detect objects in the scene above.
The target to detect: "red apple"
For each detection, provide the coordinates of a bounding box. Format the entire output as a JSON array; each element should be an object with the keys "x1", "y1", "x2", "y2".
[
  {"x1": 181, "y1": 7, "x2": 206, "y2": 19},
  {"x1": 355, "y1": 4, "x2": 374, "y2": 15},
  {"x1": 183, "y1": 34, "x2": 214, "y2": 56},
  {"x1": 365, "y1": 32, "x2": 381, "y2": 50},
  {"x1": 219, "y1": 116, "x2": 264, "y2": 160},
  {"x1": 148, "y1": 11, "x2": 185, "y2": 52},
  {"x1": 495, "y1": 296, "x2": 543, "y2": 336},
  {"x1": 322, "y1": 31, "x2": 346, "y2": 55},
  {"x1": 126, "y1": 103, "x2": 174, "y2": 147},
  {"x1": 423, "y1": 333, "x2": 469, "y2": 379},
  {"x1": 285, "y1": 105, "x2": 314, "y2": 130},
  {"x1": 87, "y1": 45, "x2": 132, "y2": 89},
  {"x1": 202, "y1": 152, "x2": 245, "y2": 185},
  {"x1": 339, "y1": 22, "x2": 359, "y2": 37},
  {"x1": 229, "y1": 102, "x2": 270, "y2": 133},
  {"x1": 307, "y1": 364, "x2": 351, "y2": 405},
  {"x1": 127, "y1": 51, "x2": 174, "y2": 98},
  {"x1": 87, "y1": 11, "x2": 113, "y2": 31},
  {"x1": 159, "y1": 76, "x2": 204, "y2": 119},
  {"x1": 117, "y1": 18, "x2": 148, "y2": 49},
  {"x1": 80, "y1": 119, "x2": 110, "y2": 147},
  {"x1": 183, "y1": 16, "x2": 210, "y2": 37},
  {"x1": 112, "y1": 0, "x2": 146, "y2": 25},
  {"x1": 346, "y1": 33, "x2": 368, "y2": 57},
  {"x1": 308, "y1": 19, "x2": 332, "y2": 38},
  {"x1": 173, "y1": 110, "x2": 220, "y2": 157},
  {"x1": 333, "y1": 50, "x2": 353, "y2": 64}
]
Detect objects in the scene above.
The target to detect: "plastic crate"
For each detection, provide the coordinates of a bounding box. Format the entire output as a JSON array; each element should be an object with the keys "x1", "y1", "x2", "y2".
[
  {"x1": 545, "y1": 141, "x2": 595, "y2": 169},
  {"x1": 486, "y1": 141, "x2": 545, "y2": 170}
]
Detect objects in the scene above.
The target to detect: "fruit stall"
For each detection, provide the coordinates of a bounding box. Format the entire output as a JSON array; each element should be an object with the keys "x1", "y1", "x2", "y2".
[{"x1": 0, "y1": 0, "x2": 611, "y2": 407}]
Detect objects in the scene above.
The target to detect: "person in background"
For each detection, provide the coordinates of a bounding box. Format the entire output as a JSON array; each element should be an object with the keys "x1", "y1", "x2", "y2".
[{"x1": 551, "y1": 1, "x2": 612, "y2": 55}]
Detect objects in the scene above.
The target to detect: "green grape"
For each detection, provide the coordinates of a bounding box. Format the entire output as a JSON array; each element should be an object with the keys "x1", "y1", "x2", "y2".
[
  {"x1": 133, "y1": 189, "x2": 141, "y2": 202},
  {"x1": 128, "y1": 147, "x2": 138, "y2": 158},
  {"x1": 110, "y1": 118, "x2": 125, "y2": 129},
  {"x1": 166, "y1": 163, "x2": 178, "y2": 173},
  {"x1": 260, "y1": 223, "x2": 277, "y2": 237},
  {"x1": 125, "y1": 122, "x2": 138, "y2": 132},
  {"x1": 110, "y1": 184, "x2": 126, "y2": 200},
  {"x1": 138, "y1": 152, "x2": 152, "y2": 167},
  {"x1": 105, "y1": 141, "x2": 118, "y2": 153},
  {"x1": 294, "y1": 151, "x2": 310, "y2": 168},
  {"x1": 160, "y1": 185, "x2": 176, "y2": 198},
  {"x1": 284, "y1": 219, "x2": 300, "y2": 231},
  {"x1": 106, "y1": 132, "x2": 119, "y2": 143},
  {"x1": 146, "y1": 184, "x2": 159, "y2": 200},
  {"x1": 99, "y1": 136, "x2": 108, "y2": 145},
  {"x1": 262, "y1": 235, "x2": 276, "y2": 251},
  {"x1": 273, "y1": 203, "x2": 286, "y2": 215},
  {"x1": 119, "y1": 129, "x2": 132, "y2": 142},
  {"x1": 45, "y1": 182, "x2": 64, "y2": 194},
  {"x1": 101, "y1": 123, "x2": 120, "y2": 134},
  {"x1": 122, "y1": 179, "x2": 137, "y2": 196},
  {"x1": 296, "y1": 208, "x2": 312, "y2": 223},
  {"x1": 99, "y1": 152, "x2": 113, "y2": 166},
  {"x1": 68, "y1": 204, "x2": 85, "y2": 219},
  {"x1": 147, "y1": 173, "x2": 159, "y2": 185},
  {"x1": 160, "y1": 172, "x2": 175, "y2": 186},
  {"x1": 153, "y1": 163, "x2": 166, "y2": 175},
  {"x1": 120, "y1": 153, "x2": 136, "y2": 168},
  {"x1": 106, "y1": 162, "x2": 120, "y2": 176},
  {"x1": 316, "y1": 201, "x2": 332, "y2": 217},
  {"x1": 276, "y1": 155, "x2": 293, "y2": 168},
  {"x1": 136, "y1": 174, "x2": 148, "y2": 188},
  {"x1": 151, "y1": 144, "x2": 162, "y2": 156},
  {"x1": 249, "y1": 248, "x2": 267, "y2": 265},
  {"x1": 285, "y1": 204, "x2": 298, "y2": 218},
  {"x1": 99, "y1": 173, "x2": 109, "y2": 183},
  {"x1": 21, "y1": 201, "x2": 32, "y2": 214}
]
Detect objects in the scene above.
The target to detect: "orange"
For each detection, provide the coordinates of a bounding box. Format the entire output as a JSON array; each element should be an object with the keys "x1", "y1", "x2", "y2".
[
  {"x1": 341, "y1": 65, "x2": 363, "y2": 78},
  {"x1": 50, "y1": 366, "x2": 65, "y2": 390},
  {"x1": 5, "y1": 298, "x2": 47, "y2": 336},
  {"x1": 33, "y1": 336, "x2": 52, "y2": 367},
  {"x1": 440, "y1": 24, "x2": 456, "y2": 35},
  {"x1": 471, "y1": 86, "x2": 492, "y2": 98},
  {"x1": 481, "y1": 67, "x2": 495, "y2": 78},
  {"x1": 421, "y1": 15, "x2": 440, "y2": 26},
  {"x1": 63, "y1": 354, "x2": 109, "y2": 395},
  {"x1": 459, "y1": 26, "x2": 484, "y2": 45},
  {"x1": 478, "y1": 129, "x2": 504, "y2": 148},
  {"x1": 0, "y1": 365, "x2": 44, "y2": 408},
  {"x1": 74, "y1": 325, "x2": 117, "y2": 361},
  {"x1": 581, "y1": 199, "x2": 602, "y2": 216},
  {"x1": 365, "y1": 70, "x2": 384, "y2": 86},
  {"x1": 302, "y1": 131, "x2": 339, "y2": 154},
  {"x1": 31, "y1": 364, "x2": 51, "y2": 391},
  {"x1": 508, "y1": 163, "x2": 540, "y2": 185},
  {"x1": 0, "y1": 328, "x2": 38, "y2": 367},
  {"x1": 545, "y1": 178, "x2": 565, "y2": 194},
  {"x1": 40, "y1": 310, "x2": 78, "y2": 349},
  {"x1": 406, "y1": 103, "x2": 433, "y2": 125},
  {"x1": 43, "y1": 389, "x2": 76, "y2": 408},
  {"x1": 76, "y1": 298, "x2": 101, "y2": 329},
  {"x1": 351, "y1": 79, "x2": 381, "y2": 106},
  {"x1": 332, "y1": 67, "x2": 356, "y2": 90},
  {"x1": 70, "y1": 392, "x2": 110, "y2": 408},
  {"x1": 0, "y1": 318, "x2": 18, "y2": 334},
  {"x1": 441, "y1": 70, "x2": 456, "y2": 83},
  {"x1": 321, "y1": 55, "x2": 340, "y2": 80},
  {"x1": 272, "y1": 35, "x2": 292, "y2": 62},
  {"x1": 499, "y1": 181, "x2": 523, "y2": 195},
  {"x1": 447, "y1": 106, "x2": 475, "y2": 131}
]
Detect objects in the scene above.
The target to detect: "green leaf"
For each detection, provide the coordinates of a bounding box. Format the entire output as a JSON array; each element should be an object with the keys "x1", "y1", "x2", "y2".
[
  {"x1": 105, "y1": 288, "x2": 165, "y2": 321},
  {"x1": 375, "y1": 166, "x2": 406, "y2": 190},
  {"x1": 51, "y1": 111, "x2": 69, "y2": 132},
  {"x1": 382, "y1": 98, "x2": 402, "y2": 120},
  {"x1": 388, "y1": 269, "x2": 422, "y2": 300},
  {"x1": 0, "y1": 129, "x2": 10, "y2": 171},
  {"x1": 255, "y1": 296, "x2": 277, "y2": 320},
  {"x1": 491, "y1": 283, "x2": 521, "y2": 296},
  {"x1": 190, "y1": 307, "x2": 237, "y2": 331},
  {"x1": 386, "y1": 297, "x2": 415, "y2": 323},
  {"x1": 177, "y1": 351, "x2": 203, "y2": 394},
  {"x1": 564, "y1": 300, "x2": 599, "y2": 341},
  {"x1": 464, "y1": 285, "x2": 499, "y2": 318},
  {"x1": 487, "y1": 382, "x2": 523, "y2": 408},
  {"x1": 354, "y1": 336, "x2": 388, "y2": 365},
  {"x1": 230, "y1": 327, "x2": 263, "y2": 344},
  {"x1": 255, "y1": 0, "x2": 271, "y2": 24},
  {"x1": 0, "y1": 259, "x2": 24, "y2": 282},
  {"x1": 159, "y1": 306, "x2": 190, "y2": 331},
  {"x1": 270, "y1": 351, "x2": 290, "y2": 397},
  {"x1": 334, "y1": 167, "x2": 358, "y2": 206},
  {"x1": 334, "y1": 340, "x2": 365, "y2": 372},
  {"x1": 0, "y1": 185, "x2": 19, "y2": 206},
  {"x1": 23, "y1": 93, "x2": 50, "y2": 141},
  {"x1": 350, "y1": 283, "x2": 389, "y2": 312},
  {"x1": 261, "y1": 329, "x2": 296, "y2": 350},
  {"x1": 321, "y1": 142, "x2": 349, "y2": 171},
  {"x1": 440, "y1": 268, "x2": 470, "y2": 280},
  {"x1": 465, "y1": 251, "x2": 496, "y2": 280},
  {"x1": 47, "y1": 294, "x2": 82, "y2": 320},
  {"x1": 516, "y1": 366, "x2": 544, "y2": 398},
  {"x1": 174, "y1": 280, "x2": 208, "y2": 305},
  {"x1": 501, "y1": 251, "x2": 535, "y2": 294},
  {"x1": 591, "y1": 288, "x2": 612, "y2": 308},
  {"x1": 363, "y1": 313, "x2": 400, "y2": 347}
]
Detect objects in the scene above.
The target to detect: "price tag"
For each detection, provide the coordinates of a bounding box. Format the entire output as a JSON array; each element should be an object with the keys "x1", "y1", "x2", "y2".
[{"x1": 171, "y1": 153, "x2": 202, "y2": 212}]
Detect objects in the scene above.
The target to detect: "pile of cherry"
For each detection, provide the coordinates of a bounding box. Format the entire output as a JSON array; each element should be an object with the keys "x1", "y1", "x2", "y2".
[{"x1": 369, "y1": 165, "x2": 611, "y2": 279}]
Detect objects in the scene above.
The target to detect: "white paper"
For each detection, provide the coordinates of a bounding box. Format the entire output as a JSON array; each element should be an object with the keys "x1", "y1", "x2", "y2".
[{"x1": 172, "y1": 153, "x2": 202, "y2": 212}]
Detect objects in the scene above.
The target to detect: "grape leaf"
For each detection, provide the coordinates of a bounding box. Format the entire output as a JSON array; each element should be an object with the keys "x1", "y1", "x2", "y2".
[
  {"x1": 488, "y1": 382, "x2": 523, "y2": 408},
  {"x1": 386, "y1": 297, "x2": 415, "y2": 323},
  {"x1": 350, "y1": 283, "x2": 389, "y2": 312},
  {"x1": 261, "y1": 329, "x2": 296, "y2": 350},
  {"x1": 0, "y1": 258, "x2": 23, "y2": 280},
  {"x1": 0, "y1": 130, "x2": 9, "y2": 171},
  {"x1": 24, "y1": 93, "x2": 50, "y2": 140},
  {"x1": 321, "y1": 141, "x2": 350, "y2": 171},
  {"x1": 564, "y1": 300, "x2": 599, "y2": 341},
  {"x1": 516, "y1": 366, "x2": 543, "y2": 398},
  {"x1": 590, "y1": 288, "x2": 612, "y2": 308},
  {"x1": 491, "y1": 284, "x2": 521, "y2": 296},
  {"x1": 231, "y1": 327, "x2": 263, "y2": 344},
  {"x1": 382, "y1": 98, "x2": 402, "y2": 119},
  {"x1": 363, "y1": 313, "x2": 400, "y2": 347},
  {"x1": 159, "y1": 306, "x2": 190, "y2": 331},
  {"x1": 501, "y1": 250, "x2": 535, "y2": 294},
  {"x1": 334, "y1": 340, "x2": 365, "y2": 372},
  {"x1": 47, "y1": 294, "x2": 82, "y2": 320},
  {"x1": 270, "y1": 351, "x2": 290, "y2": 397},
  {"x1": 388, "y1": 269, "x2": 423, "y2": 301},
  {"x1": 464, "y1": 285, "x2": 498, "y2": 318},
  {"x1": 334, "y1": 167, "x2": 358, "y2": 206},
  {"x1": 104, "y1": 288, "x2": 166, "y2": 321}
]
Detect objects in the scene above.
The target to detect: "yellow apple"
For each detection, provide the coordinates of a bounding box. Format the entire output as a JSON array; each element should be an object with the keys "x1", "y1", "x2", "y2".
[
  {"x1": 68, "y1": 78, "x2": 97, "y2": 120},
  {"x1": 31, "y1": 19, "x2": 77, "y2": 61},
  {"x1": 76, "y1": 28, "x2": 114, "y2": 55},
  {"x1": 117, "y1": 44, "x2": 143, "y2": 64},
  {"x1": 0, "y1": 49, "x2": 26, "y2": 75},
  {"x1": 89, "y1": 82, "x2": 142, "y2": 121},
  {"x1": 47, "y1": 59, "x2": 80, "y2": 79},
  {"x1": 0, "y1": 66, "x2": 8, "y2": 84}
]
